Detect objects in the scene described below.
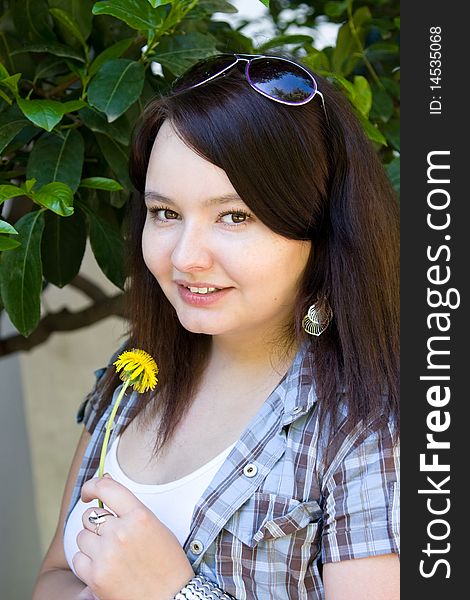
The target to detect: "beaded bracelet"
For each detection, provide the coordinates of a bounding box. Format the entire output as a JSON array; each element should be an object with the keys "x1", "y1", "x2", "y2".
[{"x1": 173, "y1": 574, "x2": 234, "y2": 600}]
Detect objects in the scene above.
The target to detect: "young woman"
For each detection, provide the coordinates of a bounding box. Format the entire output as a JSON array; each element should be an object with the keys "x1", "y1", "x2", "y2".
[{"x1": 33, "y1": 54, "x2": 400, "y2": 600}]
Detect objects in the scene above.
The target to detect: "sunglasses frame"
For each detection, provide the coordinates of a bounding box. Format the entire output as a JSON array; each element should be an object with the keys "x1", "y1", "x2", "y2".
[{"x1": 173, "y1": 53, "x2": 328, "y2": 120}]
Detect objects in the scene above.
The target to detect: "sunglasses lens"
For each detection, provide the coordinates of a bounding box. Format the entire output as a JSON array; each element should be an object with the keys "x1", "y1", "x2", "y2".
[
  {"x1": 172, "y1": 55, "x2": 236, "y2": 92},
  {"x1": 247, "y1": 58, "x2": 317, "y2": 104}
]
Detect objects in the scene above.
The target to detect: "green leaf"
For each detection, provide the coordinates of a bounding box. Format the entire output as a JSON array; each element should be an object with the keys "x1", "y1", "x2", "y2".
[
  {"x1": 17, "y1": 98, "x2": 65, "y2": 131},
  {"x1": 330, "y1": 72, "x2": 373, "y2": 118},
  {"x1": 329, "y1": 72, "x2": 355, "y2": 98},
  {"x1": 352, "y1": 75, "x2": 372, "y2": 117},
  {"x1": 258, "y1": 0, "x2": 270, "y2": 7},
  {"x1": 11, "y1": 42, "x2": 85, "y2": 62},
  {"x1": 49, "y1": 0, "x2": 94, "y2": 41},
  {"x1": 1, "y1": 124, "x2": 38, "y2": 154},
  {"x1": 95, "y1": 133, "x2": 132, "y2": 190},
  {"x1": 32, "y1": 182, "x2": 74, "y2": 216},
  {"x1": 79, "y1": 106, "x2": 131, "y2": 146},
  {"x1": 79, "y1": 202, "x2": 125, "y2": 289},
  {"x1": 92, "y1": 0, "x2": 167, "y2": 32},
  {"x1": 0, "y1": 31, "x2": 37, "y2": 78},
  {"x1": 332, "y1": 22, "x2": 358, "y2": 75},
  {"x1": 0, "y1": 209, "x2": 45, "y2": 337},
  {"x1": 89, "y1": 38, "x2": 134, "y2": 77},
  {"x1": 27, "y1": 129, "x2": 85, "y2": 191},
  {"x1": 0, "y1": 184, "x2": 24, "y2": 205},
  {"x1": 386, "y1": 157, "x2": 400, "y2": 195},
  {"x1": 152, "y1": 32, "x2": 218, "y2": 77},
  {"x1": 325, "y1": 0, "x2": 352, "y2": 18},
  {"x1": 257, "y1": 34, "x2": 313, "y2": 52},
  {"x1": 301, "y1": 51, "x2": 330, "y2": 73},
  {"x1": 365, "y1": 42, "x2": 399, "y2": 62},
  {"x1": 381, "y1": 77, "x2": 400, "y2": 101},
  {"x1": 352, "y1": 6, "x2": 372, "y2": 28},
  {"x1": 49, "y1": 8, "x2": 87, "y2": 49},
  {"x1": 88, "y1": 59, "x2": 145, "y2": 122},
  {"x1": 357, "y1": 113, "x2": 387, "y2": 146},
  {"x1": 62, "y1": 99, "x2": 87, "y2": 113},
  {"x1": 370, "y1": 85, "x2": 394, "y2": 122},
  {"x1": 34, "y1": 56, "x2": 67, "y2": 82},
  {"x1": 147, "y1": 0, "x2": 171, "y2": 7},
  {"x1": 11, "y1": 0, "x2": 55, "y2": 43},
  {"x1": 0, "y1": 89, "x2": 12, "y2": 105},
  {"x1": 24, "y1": 179, "x2": 36, "y2": 193},
  {"x1": 79, "y1": 177, "x2": 124, "y2": 191},
  {"x1": 188, "y1": 0, "x2": 238, "y2": 17},
  {"x1": 0, "y1": 236, "x2": 22, "y2": 251},
  {"x1": 0, "y1": 220, "x2": 19, "y2": 235},
  {"x1": 382, "y1": 119, "x2": 400, "y2": 151},
  {"x1": 0, "y1": 73, "x2": 22, "y2": 95},
  {"x1": 0, "y1": 107, "x2": 30, "y2": 154},
  {"x1": 41, "y1": 207, "x2": 87, "y2": 287}
]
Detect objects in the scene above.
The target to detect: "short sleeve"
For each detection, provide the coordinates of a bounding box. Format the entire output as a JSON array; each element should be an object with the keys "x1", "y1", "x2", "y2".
[
  {"x1": 320, "y1": 419, "x2": 400, "y2": 563},
  {"x1": 76, "y1": 366, "x2": 107, "y2": 433},
  {"x1": 76, "y1": 341, "x2": 129, "y2": 434}
]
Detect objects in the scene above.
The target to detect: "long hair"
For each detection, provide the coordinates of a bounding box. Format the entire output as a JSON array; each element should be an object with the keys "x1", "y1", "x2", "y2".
[{"x1": 93, "y1": 64, "x2": 399, "y2": 450}]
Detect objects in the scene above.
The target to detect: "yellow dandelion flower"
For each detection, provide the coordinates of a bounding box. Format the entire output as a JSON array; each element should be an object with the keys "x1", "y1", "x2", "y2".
[
  {"x1": 97, "y1": 349, "x2": 158, "y2": 502},
  {"x1": 113, "y1": 348, "x2": 158, "y2": 393}
]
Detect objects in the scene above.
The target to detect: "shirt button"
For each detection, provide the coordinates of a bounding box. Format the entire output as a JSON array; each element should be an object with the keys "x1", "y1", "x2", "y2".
[
  {"x1": 190, "y1": 539, "x2": 204, "y2": 554},
  {"x1": 243, "y1": 463, "x2": 258, "y2": 477}
]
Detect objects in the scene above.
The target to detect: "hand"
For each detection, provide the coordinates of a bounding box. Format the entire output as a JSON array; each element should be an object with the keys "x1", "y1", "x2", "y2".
[
  {"x1": 76, "y1": 585, "x2": 99, "y2": 600},
  {"x1": 73, "y1": 475, "x2": 195, "y2": 600}
]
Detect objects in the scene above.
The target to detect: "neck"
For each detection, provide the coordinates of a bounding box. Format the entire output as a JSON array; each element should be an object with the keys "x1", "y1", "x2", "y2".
[{"x1": 209, "y1": 330, "x2": 298, "y2": 375}]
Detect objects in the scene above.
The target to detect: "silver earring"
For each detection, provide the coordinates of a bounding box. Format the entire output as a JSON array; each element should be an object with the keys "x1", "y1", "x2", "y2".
[{"x1": 302, "y1": 299, "x2": 333, "y2": 336}]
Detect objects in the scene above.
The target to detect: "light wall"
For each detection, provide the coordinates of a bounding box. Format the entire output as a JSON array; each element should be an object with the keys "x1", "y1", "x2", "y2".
[{"x1": 22, "y1": 245, "x2": 126, "y2": 555}]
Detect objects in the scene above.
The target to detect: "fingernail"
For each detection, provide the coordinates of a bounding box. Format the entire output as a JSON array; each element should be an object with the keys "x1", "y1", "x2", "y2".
[{"x1": 103, "y1": 472, "x2": 113, "y2": 479}]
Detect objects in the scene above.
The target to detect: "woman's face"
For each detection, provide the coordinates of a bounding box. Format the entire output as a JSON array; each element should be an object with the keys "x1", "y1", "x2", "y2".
[{"x1": 142, "y1": 120, "x2": 311, "y2": 341}]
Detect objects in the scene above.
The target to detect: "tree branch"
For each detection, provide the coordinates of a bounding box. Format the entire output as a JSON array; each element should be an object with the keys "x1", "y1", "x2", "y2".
[
  {"x1": 69, "y1": 275, "x2": 109, "y2": 302},
  {"x1": 0, "y1": 293, "x2": 126, "y2": 357}
]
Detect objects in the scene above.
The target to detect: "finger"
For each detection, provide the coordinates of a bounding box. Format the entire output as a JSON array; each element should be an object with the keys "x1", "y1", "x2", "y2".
[
  {"x1": 73, "y1": 551, "x2": 93, "y2": 585},
  {"x1": 76, "y1": 528, "x2": 101, "y2": 558},
  {"x1": 81, "y1": 476, "x2": 138, "y2": 515},
  {"x1": 82, "y1": 507, "x2": 117, "y2": 535}
]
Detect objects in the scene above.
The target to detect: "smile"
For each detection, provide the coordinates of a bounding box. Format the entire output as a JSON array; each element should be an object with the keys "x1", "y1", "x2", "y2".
[
  {"x1": 186, "y1": 286, "x2": 220, "y2": 294},
  {"x1": 176, "y1": 283, "x2": 232, "y2": 306}
]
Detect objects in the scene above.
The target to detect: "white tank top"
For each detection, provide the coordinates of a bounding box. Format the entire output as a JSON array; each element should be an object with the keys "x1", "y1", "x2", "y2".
[{"x1": 64, "y1": 434, "x2": 235, "y2": 575}]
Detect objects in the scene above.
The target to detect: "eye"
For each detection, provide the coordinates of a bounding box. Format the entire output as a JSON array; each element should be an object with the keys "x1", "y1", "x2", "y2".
[
  {"x1": 217, "y1": 210, "x2": 252, "y2": 226},
  {"x1": 148, "y1": 206, "x2": 179, "y2": 221}
]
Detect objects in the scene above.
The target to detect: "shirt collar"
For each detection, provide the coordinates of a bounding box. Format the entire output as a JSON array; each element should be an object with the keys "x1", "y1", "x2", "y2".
[{"x1": 279, "y1": 342, "x2": 317, "y2": 426}]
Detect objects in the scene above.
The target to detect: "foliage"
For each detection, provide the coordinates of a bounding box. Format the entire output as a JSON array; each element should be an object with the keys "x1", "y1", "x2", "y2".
[{"x1": 0, "y1": 0, "x2": 399, "y2": 350}]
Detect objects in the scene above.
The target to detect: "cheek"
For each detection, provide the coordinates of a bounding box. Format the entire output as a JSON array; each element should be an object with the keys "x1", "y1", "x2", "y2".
[
  {"x1": 141, "y1": 225, "x2": 170, "y2": 276},
  {"x1": 244, "y1": 241, "x2": 310, "y2": 281}
]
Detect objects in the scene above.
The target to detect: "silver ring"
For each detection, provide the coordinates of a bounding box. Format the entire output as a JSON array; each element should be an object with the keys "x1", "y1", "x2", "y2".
[{"x1": 88, "y1": 510, "x2": 113, "y2": 535}]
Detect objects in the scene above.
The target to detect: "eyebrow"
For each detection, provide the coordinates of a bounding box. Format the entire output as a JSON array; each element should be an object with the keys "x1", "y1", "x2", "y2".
[{"x1": 144, "y1": 191, "x2": 244, "y2": 207}]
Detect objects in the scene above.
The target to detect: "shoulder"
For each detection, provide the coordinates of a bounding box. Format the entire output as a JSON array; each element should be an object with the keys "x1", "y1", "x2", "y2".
[
  {"x1": 315, "y1": 392, "x2": 398, "y2": 473},
  {"x1": 76, "y1": 340, "x2": 130, "y2": 434}
]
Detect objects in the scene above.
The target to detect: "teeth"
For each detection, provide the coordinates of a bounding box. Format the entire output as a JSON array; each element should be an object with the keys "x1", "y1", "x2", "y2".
[{"x1": 188, "y1": 286, "x2": 219, "y2": 294}]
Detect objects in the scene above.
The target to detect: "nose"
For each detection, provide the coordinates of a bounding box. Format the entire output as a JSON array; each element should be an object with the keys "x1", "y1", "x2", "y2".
[{"x1": 171, "y1": 222, "x2": 214, "y2": 273}]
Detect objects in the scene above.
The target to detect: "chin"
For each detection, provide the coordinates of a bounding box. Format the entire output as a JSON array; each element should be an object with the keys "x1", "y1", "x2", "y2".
[{"x1": 177, "y1": 316, "x2": 223, "y2": 336}]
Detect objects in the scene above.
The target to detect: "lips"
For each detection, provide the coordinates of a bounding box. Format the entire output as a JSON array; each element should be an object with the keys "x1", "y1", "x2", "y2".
[{"x1": 175, "y1": 281, "x2": 233, "y2": 306}]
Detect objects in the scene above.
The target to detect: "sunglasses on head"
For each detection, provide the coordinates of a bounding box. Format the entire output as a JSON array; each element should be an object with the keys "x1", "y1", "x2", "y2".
[{"x1": 172, "y1": 53, "x2": 328, "y2": 121}]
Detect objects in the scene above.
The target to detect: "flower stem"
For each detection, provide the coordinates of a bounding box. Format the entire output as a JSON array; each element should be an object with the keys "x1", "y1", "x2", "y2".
[{"x1": 97, "y1": 377, "x2": 131, "y2": 508}]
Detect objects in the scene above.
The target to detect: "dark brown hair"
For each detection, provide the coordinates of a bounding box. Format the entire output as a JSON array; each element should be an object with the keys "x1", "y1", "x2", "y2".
[{"x1": 94, "y1": 63, "x2": 399, "y2": 449}]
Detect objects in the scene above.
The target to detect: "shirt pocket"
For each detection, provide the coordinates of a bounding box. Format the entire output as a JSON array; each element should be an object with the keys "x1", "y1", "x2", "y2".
[{"x1": 222, "y1": 492, "x2": 322, "y2": 548}]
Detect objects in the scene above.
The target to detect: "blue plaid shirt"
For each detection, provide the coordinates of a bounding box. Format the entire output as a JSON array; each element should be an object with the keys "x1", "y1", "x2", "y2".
[{"x1": 66, "y1": 344, "x2": 399, "y2": 599}]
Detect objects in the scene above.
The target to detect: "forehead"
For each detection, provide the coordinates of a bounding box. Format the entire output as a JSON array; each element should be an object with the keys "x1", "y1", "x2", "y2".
[{"x1": 145, "y1": 120, "x2": 237, "y2": 200}]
